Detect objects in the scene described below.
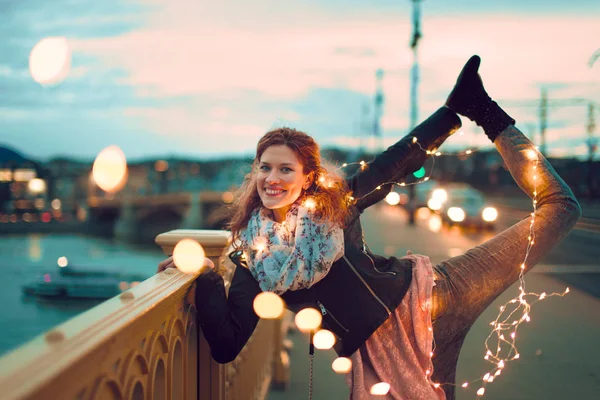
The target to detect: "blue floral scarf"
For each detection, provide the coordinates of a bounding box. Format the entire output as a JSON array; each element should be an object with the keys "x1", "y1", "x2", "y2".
[{"x1": 240, "y1": 202, "x2": 344, "y2": 294}]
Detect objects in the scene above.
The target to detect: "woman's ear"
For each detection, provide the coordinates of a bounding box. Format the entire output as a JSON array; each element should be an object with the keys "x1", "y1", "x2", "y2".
[{"x1": 304, "y1": 172, "x2": 315, "y2": 190}]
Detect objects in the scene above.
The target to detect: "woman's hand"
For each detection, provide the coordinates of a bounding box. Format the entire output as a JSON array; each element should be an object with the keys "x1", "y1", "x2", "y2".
[{"x1": 157, "y1": 256, "x2": 215, "y2": 273}]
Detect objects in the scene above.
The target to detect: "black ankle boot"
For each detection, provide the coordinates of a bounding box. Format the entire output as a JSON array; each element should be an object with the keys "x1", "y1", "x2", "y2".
[{"x1": 445, "y1": 55, "x2": 515, "y2": 142}]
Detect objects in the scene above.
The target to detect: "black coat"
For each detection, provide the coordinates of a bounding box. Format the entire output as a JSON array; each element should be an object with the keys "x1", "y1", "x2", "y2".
[{"x1": 195, "y1": 108, "x2": 461, "y2": 363}]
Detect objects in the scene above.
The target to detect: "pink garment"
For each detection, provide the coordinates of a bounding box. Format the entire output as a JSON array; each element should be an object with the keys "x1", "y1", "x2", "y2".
[{"x1": 346, "y1": 254, "x2": 445, "y2": 399}]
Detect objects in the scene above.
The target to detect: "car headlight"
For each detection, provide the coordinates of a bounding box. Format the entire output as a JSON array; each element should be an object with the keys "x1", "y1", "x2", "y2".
[
  {"x1": 427, "y1": 197, "x2": 443, "y2": 211},
  {"x1": 431, "y1": 188, "x2": 447, "y2": 203},
  {"x1": 482, "y1": 207, "x2": 498, "y2": 222},
  {"x1": 447, "y1": 207, "x2": 465, "y2": 222}
]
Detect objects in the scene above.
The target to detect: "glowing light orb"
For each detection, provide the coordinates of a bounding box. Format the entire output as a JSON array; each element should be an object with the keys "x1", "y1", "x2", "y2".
[
  {"x1": 253, "y1": 292, "x2": 285, "y2": 319},
  {"x1": 294, "y1": 308, "x2": 322, "y2": 332},
  {"x1": 431, "y1": 188, "x2": 447, "y2": 203},
  {"x1": 428, "y1": 214, "x2": 443, "y2": 233},
  {"x1": 29, "y1": 37, "x2": 71, "y2": 85},
  {"x1": 221, "y1": 191, "x2": 234, "y2": 204},
  {"x1": 313, "y1": 329, "x2": 336, "y2": 350},
  {"x1": 57, "y1": 256, "x2": 68, "y2": 268},
  {"x1": 427, "y1": 197, "x2": 442, "y2": 211},
  {"x1": 482, "y1": 207, "x2": 498, "y2": 222},
  {"x1": 304, "y1": 198, "x2": 316, "y2": 210},
  {"x1": 28, "y1": 178, "x2": 46, "y2": 194},
  {"x1": 51, "y1": 199, "x2": 62, "y2": 210},
  {"x1": 369, "y1": 382, "x2": 390, "y2": 396},
  {"x1": 173, "y1": 239, "x2": 206, "y2": 274},
  {"x1": 332, "y1": 357, "x2": 352, "y2": 373},
  {"x1": 385, "y1": 192, "x2": 400, "y2": 206},
  {"x1": 526, "y1": 149, "x2": 538, "y2": 161},
  {"x1": 447, "y1": 207, "x2": 466, "y2": 222},
  {"x1": 92, "y1": 146, "x2": 128, "y2": 192}
]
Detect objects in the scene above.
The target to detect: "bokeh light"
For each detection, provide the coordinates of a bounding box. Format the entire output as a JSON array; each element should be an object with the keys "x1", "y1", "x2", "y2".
[
  {"x1": 253, "y1": 292, "x2": 285, "y2": 319},
  {"x1": 331, "y1": 357, "x2": 352, "y2": 373},
  {"x1": 370, "y1": 382, "x2": 391, "y2": 396},
  {"x1": 428, "y1": 214, "x2": 443, "y2": 232},
  {"x1": 173, "y1": 239, "x2": 206, "y2": 274},
  {"x1": 27, "y1": 178, "x2": 46, "y2": 194},
  {"x1": 304, "y1": 198, "x2": 316, "y2": 210},
  {"x1": 57, "y1": 256, "x2": 68, "y2": 268},
  {"x1": 92, "y1": 146, "x2": 128, "y2": 192},
  {"x1": 447, "y1": 207, "x2": 466, "y2": 222},
  {"x1": 294, "y1": 308, "x2": 322, "y2": 332},
  {"x1": 29, "y1": 37, "x2": 71, "y2": 85},
  {"x1": 51, "y1": 199, "x2": 62, "y2": 210},
  {"x1": 221, "y1": 191, "x2": 234, "y2": 204},
  {"x1": 385, "y1": 192, "x2": 400, "y2": 206},
  {"x1": 313, "y1": 329, "x2": 336, "y2": 350}
]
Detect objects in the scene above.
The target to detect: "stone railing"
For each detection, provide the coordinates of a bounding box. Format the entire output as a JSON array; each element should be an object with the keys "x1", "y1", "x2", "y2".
[{"x1": 0, "y1": 229, "x2": 290, "y2": 400}]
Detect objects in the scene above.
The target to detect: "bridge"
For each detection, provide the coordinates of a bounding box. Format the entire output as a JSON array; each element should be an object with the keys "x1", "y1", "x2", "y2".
[{"x1": 85, "y1": 191, "x2": 233, "y2": 243}]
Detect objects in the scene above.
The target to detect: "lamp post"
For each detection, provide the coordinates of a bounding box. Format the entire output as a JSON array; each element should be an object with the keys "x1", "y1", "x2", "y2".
[{"x1": 407, "y1": 0, "x2": 422, "y2": 226}]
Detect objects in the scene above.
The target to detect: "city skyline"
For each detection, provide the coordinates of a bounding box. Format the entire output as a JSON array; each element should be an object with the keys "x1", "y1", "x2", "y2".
[{"x1": 1, "y1": 0, "x2": 599, "y2": 162}]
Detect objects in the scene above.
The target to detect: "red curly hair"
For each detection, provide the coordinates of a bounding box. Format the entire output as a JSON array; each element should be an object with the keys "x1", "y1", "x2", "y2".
[{"x1": 228, "y1": 127, "x2": 351, "y2": 246}]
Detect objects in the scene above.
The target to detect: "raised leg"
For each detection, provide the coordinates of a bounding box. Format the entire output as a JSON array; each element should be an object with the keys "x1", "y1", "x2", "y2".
[{"x1": 429, "y1": 125, "x2": 581, "y2": 398}]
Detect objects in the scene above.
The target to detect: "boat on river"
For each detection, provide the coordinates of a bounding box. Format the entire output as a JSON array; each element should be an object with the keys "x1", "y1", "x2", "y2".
[{"x1": 22, "y1": 265, "x2": 148, "y2": 300}]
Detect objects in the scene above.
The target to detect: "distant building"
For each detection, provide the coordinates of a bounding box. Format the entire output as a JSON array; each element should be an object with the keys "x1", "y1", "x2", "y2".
[{"x1": 0, "y1": 146, "x2": 49, "y2": 218}]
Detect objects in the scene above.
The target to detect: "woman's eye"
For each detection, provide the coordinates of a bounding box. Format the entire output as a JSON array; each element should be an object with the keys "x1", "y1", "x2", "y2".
[
  {"x1": 259, "y1": 165, "x2": 270, "y2": 171},
  {"x1": 281, "y1": 167, "x2": 293, "y2": 173}
]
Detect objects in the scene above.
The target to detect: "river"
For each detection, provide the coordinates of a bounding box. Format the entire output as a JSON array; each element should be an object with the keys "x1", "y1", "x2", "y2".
[{"x1": 0, "y1": 233, "x2": 167, "y2": 357}]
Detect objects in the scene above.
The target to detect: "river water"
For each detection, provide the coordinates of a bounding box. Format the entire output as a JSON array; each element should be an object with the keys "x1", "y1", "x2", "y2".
[{"x1": 0, "y1": 233, "x2": 167, "y2": 357}]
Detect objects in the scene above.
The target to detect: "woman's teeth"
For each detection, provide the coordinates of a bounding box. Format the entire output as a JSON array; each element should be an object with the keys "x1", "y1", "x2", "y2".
[{"x1": 266, "y1": 188, "x2": 284, "y2": 196}]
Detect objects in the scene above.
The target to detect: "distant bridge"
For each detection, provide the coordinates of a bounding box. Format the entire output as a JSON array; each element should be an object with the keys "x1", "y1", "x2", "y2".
[{"x1": 86, "y1": 191, "x2": 232, "y2": 243}]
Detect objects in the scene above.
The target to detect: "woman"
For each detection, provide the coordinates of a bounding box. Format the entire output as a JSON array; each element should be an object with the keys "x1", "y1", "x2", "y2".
[{"x1": 158, "y1": 56, "x2": 581, "y2": 399}]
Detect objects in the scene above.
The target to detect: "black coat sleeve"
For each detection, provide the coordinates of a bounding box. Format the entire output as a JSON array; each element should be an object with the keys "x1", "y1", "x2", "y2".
[
  {"x1": 347, "y1": 136, "x2": 426, "y2": 211},
  {"x1": 194, "y1": 266, "x2": 262, "y2": 364}
]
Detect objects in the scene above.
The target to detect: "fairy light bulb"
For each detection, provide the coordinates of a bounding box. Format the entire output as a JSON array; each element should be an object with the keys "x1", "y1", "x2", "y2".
[
  {"x1": 332, "y1": 357, "x2": 352, "y2": 373},
  {"x1": 254, "y1": 236, "x2": 267, "y2": 253},
  {"x1": 304, "y1": 198, "x2": 316, "y2": 210},
  {"x1": 173, "y1": 239, "x2": 206, "y2": 274},
  {"x1": 313, "y1": 329, "x2": 336, "y2": 349},
  {"x1": 370, "y1": 382, "x2": 390, "y2": 396},
  {"x1": 253, "y1": 292, "x2": 284, "y2": 319},
  {"x1": 294, "y1": 308, "x2": 322, "y2": 332}
]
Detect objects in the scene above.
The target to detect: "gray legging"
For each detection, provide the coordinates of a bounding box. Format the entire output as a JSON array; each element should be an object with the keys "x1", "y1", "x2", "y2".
[{"x1": 429, "y1": 125, "x2": 582, "y2": 399}]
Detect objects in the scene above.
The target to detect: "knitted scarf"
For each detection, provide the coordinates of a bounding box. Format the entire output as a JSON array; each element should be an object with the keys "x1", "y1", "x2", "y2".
[{"x1": 240, "y1": 202, "x2": 344, "y2": 294}]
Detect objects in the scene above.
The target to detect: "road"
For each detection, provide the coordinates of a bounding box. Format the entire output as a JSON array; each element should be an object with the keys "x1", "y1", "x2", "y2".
[{"x1": 268, "y1": 202, "x2": 600, "y2": 400}]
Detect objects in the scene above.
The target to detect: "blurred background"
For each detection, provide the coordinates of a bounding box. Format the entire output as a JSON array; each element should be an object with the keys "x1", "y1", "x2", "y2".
[{"x1": 1, "y1": 0, "x2": 599, "y2": 398}]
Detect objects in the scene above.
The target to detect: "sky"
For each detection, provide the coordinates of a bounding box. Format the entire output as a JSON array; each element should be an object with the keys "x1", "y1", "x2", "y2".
[{"x1": 0, "y1": 0, "x2": 599, "y2": 162}]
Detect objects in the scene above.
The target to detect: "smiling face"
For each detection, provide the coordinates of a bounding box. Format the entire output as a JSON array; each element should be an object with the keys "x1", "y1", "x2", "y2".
[{"x1": 256, "y1": 144, "x2": 311, "y2": 222}]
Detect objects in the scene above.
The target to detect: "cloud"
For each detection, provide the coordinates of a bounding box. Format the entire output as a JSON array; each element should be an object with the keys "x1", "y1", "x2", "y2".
[{"x1": 2, "y1": 0, "x2": 600, "y2": 159}]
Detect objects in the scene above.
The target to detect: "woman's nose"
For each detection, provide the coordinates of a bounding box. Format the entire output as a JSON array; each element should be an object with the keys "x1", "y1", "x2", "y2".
[{"x1": 266, "y1": 171, "x2": 280, "y2": 184}]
